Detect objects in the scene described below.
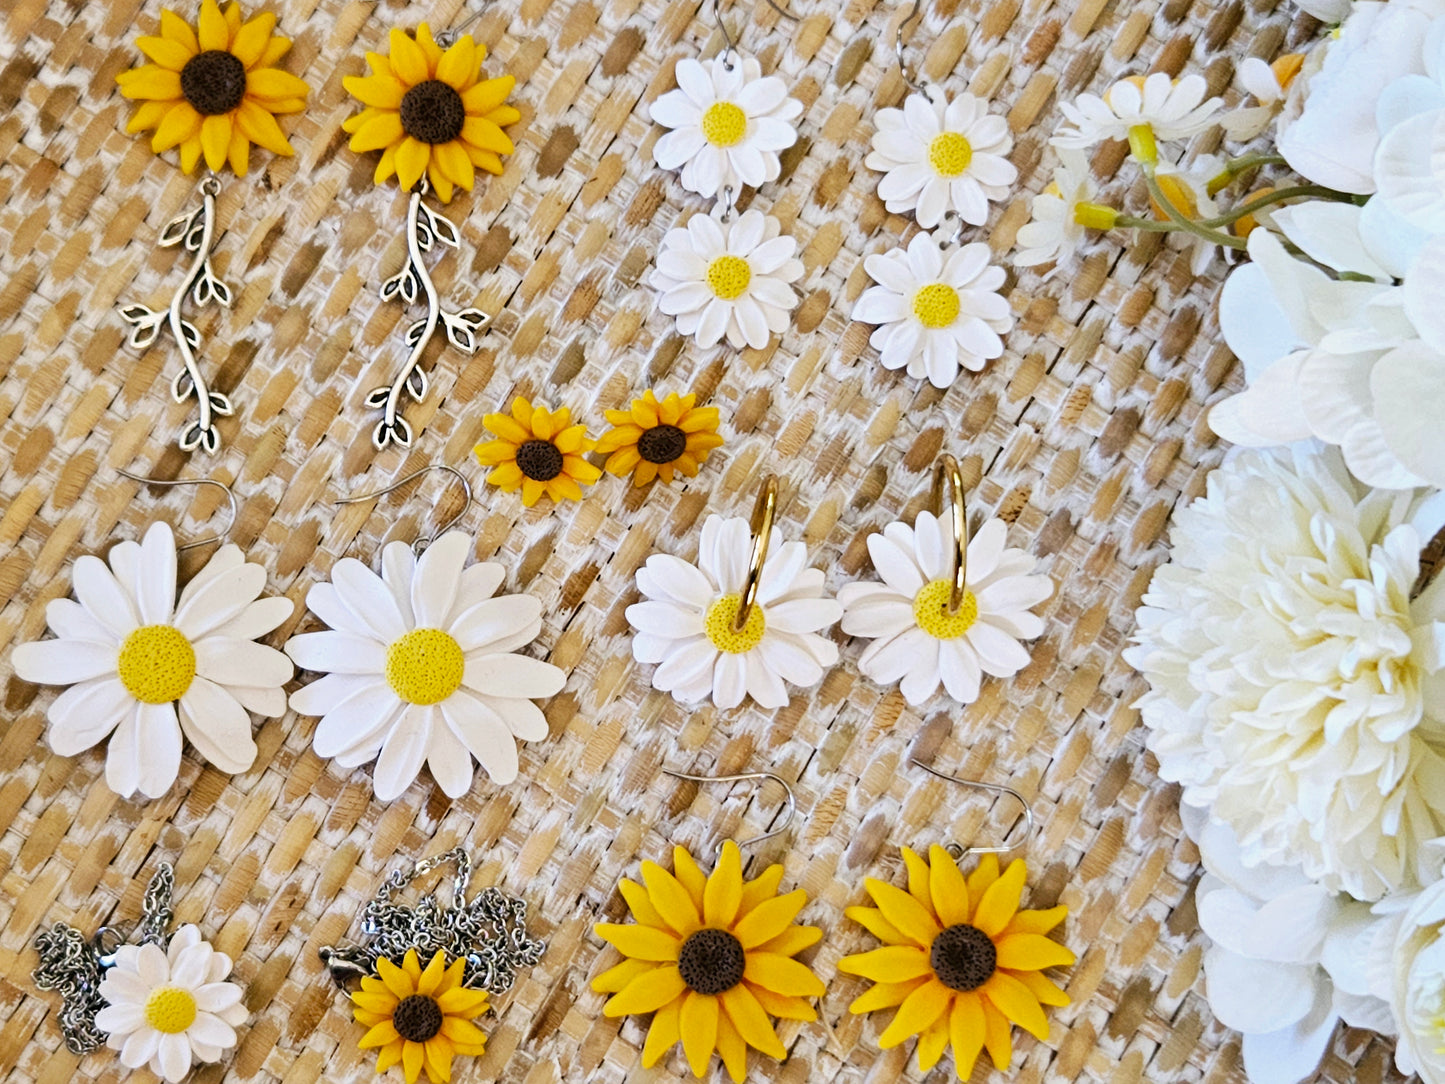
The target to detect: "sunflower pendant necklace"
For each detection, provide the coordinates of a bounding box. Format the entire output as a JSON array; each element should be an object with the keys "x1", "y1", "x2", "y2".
[{"x1": 115, "y1": 0, "x2": 309, "y2": 453}]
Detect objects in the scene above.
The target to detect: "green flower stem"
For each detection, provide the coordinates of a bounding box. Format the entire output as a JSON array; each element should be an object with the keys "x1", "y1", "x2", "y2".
[
  {"x1": 1197, "y1": 185, "x2": 1364, "y2": 228},
  {"x1": 1140, "y1": 171, "x2": 1247, "y2": 250}
]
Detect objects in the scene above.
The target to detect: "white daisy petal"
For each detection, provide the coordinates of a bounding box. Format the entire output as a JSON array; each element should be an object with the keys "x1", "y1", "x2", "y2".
[
  {"x1": 120, "y1": 1028, "x2": 161, "y2": 1069},
  {"x1": 461, "y1": 654, "x2": 565, "y2": 699},
  {"x1": 193, "y1": 638, "x2": 293, "y2": 688},
  {"x1": 488, "y1": 696, "x2": 550, "y2": 742},
  {"x1": 637, "y1": 553, "x2": 714, "y2": 609},
  {"x1": 134, "y1": 701, "x2": 183, "y2": 798},
  {"x1": 212, "y1": 596, "x2": 293, "y2": 641},
  {"x1": 177, "y1": 676, "x2": 257, "y2": 774},
  {"x1": 45, "y1": 678, "x2": 131, "y2": 754},
  {"x1": 194, "y1": 982, "x2": 243, "y2": 1013},
  {"x1": 104, "y1": 708, "x2": 144, "y2": 798},
  {"x1": 372, "y1": 704, "x2": 433, "y2": 801},
  {"x1": 379, "y1": 541, "x2": 418, "y2": 627},
  {"x1": 289, "y1": 672, "x2": 375, "y2": 717},
  {"x1": 45, "y1": 597, "x2": 113, "y2": 644},
  {"x1": 136, "y1": 522, "x2": 178, "y2": 626},
  {"x1": 766, "y1": 598, "x2": 842, "y2": 634},
  {"x1": 157, "y1": 1030, "x2": 192, "y2": 1082},
  {"x1": 424, "y1": 709, "x2": 475, "y2": 798},
  {"x1": 73, "y1": 555, "x2": 140, "y2": 637},
  {"x1": 285, "y1": 631, "x2": 388, "y2": 674},
  {"x1": 412, "y1": 530, "x2": 471, "y2": 628},
  {"x1": 627, "y1": 599, "x2": 705, "y2": 638},
  {"x1": 310, "y1": 681, "x2": 402, "y2": 760},
  {"x1": 441, "y1": 688, "x2": 520, "y2": 784},
  {"x1": 172, "y1": 563, "x2": 265, "y2": 640},
  {"x1": 14, "y1": 639, "x2": 118, "y2": 684},
  {"x1": 712, "y1": 652, "x2": 748, "y2": 709},
  {"x1": 333, "y1": 558, "x2": 408, "y2": 643}
]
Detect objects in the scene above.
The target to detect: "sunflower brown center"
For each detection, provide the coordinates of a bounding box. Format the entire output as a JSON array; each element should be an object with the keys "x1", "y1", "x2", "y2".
[
  {"x1": 516, "y1": 439, "x2": 564, "y2": 481},
  {"x1": 637, "y1": 424, "x2": 688, "y2": 464},
  {"x1": 930, "y1": 923, "x2": 997, "y2": 992},
  {"x1": 180, "y1": 50, "x2": 248, "y2": 116},
  {"x1": 677, "y1": 928, "x2": 746, "y2": 995},
  {"x1": 392, "y1": 994, "x2": 444, "y2": 1042},
  {"x1": 400, "y1": 79, "x2": 467, "y2": 144}
]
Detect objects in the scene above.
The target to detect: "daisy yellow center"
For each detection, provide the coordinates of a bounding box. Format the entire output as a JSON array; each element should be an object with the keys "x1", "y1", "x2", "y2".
[
  {"x1": 912, "y1": 283, "x2": 961, "y2": 329},
  {"x1": 705, "y1": 594, "x2": 766, "y2": 654},
  {"x1": 117, "y1": 625, "x2": 196, "y2": 704},
  {"x1": 144, "y1": 986, "x2": 198, "y2": 1034},
  {"x1": 701, "y1": 101, "x2": 748, "y2": 146},
  {"x1": 386, "y1": 628, "x2": 465, "y2": 706},
  {"x1": 913, "y1": 580, "x2": 978, "y2": 640},
  {"x1": 706, "y1": 255, "x2": 752, "y2": 300},
  {"x1": 928, "y1": 131, "x2": 973, "y2": 177}
]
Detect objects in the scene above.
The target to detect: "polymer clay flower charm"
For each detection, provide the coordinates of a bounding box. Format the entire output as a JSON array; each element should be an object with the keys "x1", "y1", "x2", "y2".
[
  {"x1": 852, "y1": 232, "x2": 1014, "y2": 388},
  {"x1": 839, "y1": 514, "x2": 1051, "y2": 706},
  {"x1": 351, "y1": 949, "x2": 489, "y2": 1084},
  {"x1": 596, "y1": 388, "x2": 725, "y2": 487},
  {"x1": 627, "y1": 512, "x2": 841, "y2": 710},
  {"x1": 592, "y1": 841, "x2": 825, "y2": 1081},
  {"x1": 473, "y1": 397, "x2": 602, "y2": 506},
  {"x1": 12, "y1": 521, "x2": 293, "y2": 799},
  {"x1": 650, "y1": 56, "x2": 803, "y2": 200},
  {"x1": 96, "y1": 924, "x2": 248, "y2": 1083},
  {"x1": 285, "y1": 531, "x2": 564, "y2": 799},
  {"x1": 865, "y1": 89, "x2": 1016, "y2": 228},
  {"x1": 839, "y1": 849, "x2": 1074, "y2": 1078},
  {"x1": 651, "y1": 209, "x2": 804, "y2": 350}
]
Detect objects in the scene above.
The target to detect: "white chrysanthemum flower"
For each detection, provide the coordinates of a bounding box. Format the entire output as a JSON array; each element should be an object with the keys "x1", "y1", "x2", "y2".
[
  {"x1": 627, "y1": 513, "x2": 842, "y2": 710},
  {"x1": 1013, "y1": 147, "x2": 1093, "y2": 272},
  {"x1": 284, "y1": 531, "x2": 564, "y2": 800},
  {"x1": 11, "y1": 522, "x2": 293, "y2": 800},
  {"x1": 864, "y1": 88, "x2": 1016, "y2": 228},
  {"x1": 852, "y1": 232, "x2": 1013, "y2": 388},
  {"x1": 1053, "y1": 73, "x2": 1222, "y2": 149},
  {"x1": 1377, "y1": 876, "x2": 1445, "y2": 1083},
  {"x1": 838, "y1": 514, "x2": 1051, "y2": 706},
  {"x1": 95, "y1": 924, "x2": 248, "y2": 1083},
  {"x1": 650, "y1": 209, "x2": 804, "y2": 349},
  {"x1": 649, "y1": 55, "x2": 802, "y2": 200},
  {"x1": 1124, "y1": 444, "x2": 1445, "y2": 901}
]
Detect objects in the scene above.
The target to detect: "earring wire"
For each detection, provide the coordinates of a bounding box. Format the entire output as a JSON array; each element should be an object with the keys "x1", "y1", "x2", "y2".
[
  {"x1": 911, "y1": 758, "x2": 1034, "y2": 856},
  {"x1": 437, "y1": 0, "x2": 489, "y2": 47},
  {"x1": 894, "y1": 0, "x2": 925, "y2": 91},
  {"x1": 712, "y1": 0, "x2": 801, "y2": 68},
  {"x1": 117, "y1": 470, "x2": 237, "y2": 552},
  {"x1": 663, "y1": 768, "x2": 797, "y2": 854},
  {"x1": 336, "y1": 464, "x2": 473, "y2": 554}
]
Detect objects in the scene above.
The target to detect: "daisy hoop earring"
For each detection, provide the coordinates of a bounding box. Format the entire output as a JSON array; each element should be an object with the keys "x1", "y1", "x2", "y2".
[{"x1": 590, "y1": 768, "x2": 826, "y2": 1081}]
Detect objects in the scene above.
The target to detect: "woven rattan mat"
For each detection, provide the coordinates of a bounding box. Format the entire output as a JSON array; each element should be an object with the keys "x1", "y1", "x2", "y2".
[{"x1": 0, "y1": 0, "x2": 1394, "y2": 1080}]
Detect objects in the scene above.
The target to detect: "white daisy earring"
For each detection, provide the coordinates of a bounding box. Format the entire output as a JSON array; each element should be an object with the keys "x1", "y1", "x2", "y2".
[
  {"x1": 33, "y1": 863, "x2": 250, "y2": 1081},
  {"x1": 646, "y1": 0, "x2": 806, "y2": 350},
  {"x1": 838, "y1": 455, "x2": 1053, "y2": 706},
  {"x1": 12, "y1": 472, "x2": 294, "y2": 799},
  {"x1": 283, "y1": 465, "x2": 566, "y2": 802},
  {"x1": 627, "y1": 474, "x2": 843, "y2": 710}
]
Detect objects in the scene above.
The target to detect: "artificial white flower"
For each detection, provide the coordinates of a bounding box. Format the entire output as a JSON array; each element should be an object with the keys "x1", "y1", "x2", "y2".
[
  {"x1": 11, "y1": 522, "x2": 293, "y2": 800},
  {"x1": 1292, "y1": 0, "x2": 1351, "y2": 22},
  {"x1": 627, "y1": 513, "x2": 842, "y2": 710},
  {"x1": 838, "y1": 513, "x2": 1051, "y2": 706},
  {"x1": 1374, "y1": 20, "x2": 1445, "y2": 232},
  {"x1": 1220, "y1": 54, "x2": 1305, "y2": 140},
  {"x1": 851, "y1": 232, "x2": 1014, "y2": 388},
  {"x1": 1014, "y1": 147, "x2": 1093, "y2": 271},
  {"x1": 863, "y1": 87, "x2": 1017, "y2": 228},
  {"x1": 1053, "y1": 73, "x2": 1222, "y2": 149},
  {"x1": 95, "y1": 924, "x2": 248, "y2": 1083},
  {"x1": 650, "y1": 55, "x2": 802, "y2": 200},
  {"x1": 285, "y1": 531, "x2": 564, "y2": 800},
  {"x1": 1378, "y1": 876, "x2": 1445, "y2": 1082},
  {"x1": 650, "y1": 208, "x2": 804, "y2": 349},
  {"x1": 1124, "y1": 444, "x2": 1445, "y2": 901}
]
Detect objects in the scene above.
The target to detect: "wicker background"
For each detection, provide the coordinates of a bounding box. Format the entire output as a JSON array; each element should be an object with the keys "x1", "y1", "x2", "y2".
[{"x1": 0, "y1": 0, "x2": 1399, "y2": 1080}]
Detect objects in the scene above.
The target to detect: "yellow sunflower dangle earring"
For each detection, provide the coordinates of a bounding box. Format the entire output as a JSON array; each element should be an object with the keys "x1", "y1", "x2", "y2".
[
  {"x1": 116, "y1": 1, "x2": 310, "y2": 452},
  {"x1": 342, "y1": 4, "x2": 521, "y2": 450}
]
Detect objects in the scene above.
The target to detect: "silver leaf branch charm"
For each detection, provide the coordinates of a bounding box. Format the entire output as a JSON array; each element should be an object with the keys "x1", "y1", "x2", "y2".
[
  {"x1": 366, "y1": 180, "x2": 491, "y2": 450},
  {"x1": 119, "y1": 175, "x2": 234, "y2": 455}
]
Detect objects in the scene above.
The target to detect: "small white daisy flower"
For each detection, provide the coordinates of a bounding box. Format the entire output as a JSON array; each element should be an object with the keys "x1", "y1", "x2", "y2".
[
  {"x1": 650, "y1": 55, "x2": 803, "y2": 200},
  {"x1": 839, "y1": 514, "x2": 1052, "y2": 706},
  {"x1": 864, "y1": 88, "x2": 1017, "y2": 228},
  {"x1": 627, "y1": 513, "x2": 842, "y2": 710},
  {"x1": 852, "y1": 231, "x2": 1014, "y2": 388},
  {"x1": 12, "y1": 522, "x2": 294, "y2": 799},
  {"x1": 1220, "y1": 54, "x2": 1303, "y2": 140},
  {"x1": 1014, "y1": 147, "x2": 1094, "y2": 272},
  {"x1": 284, "y1": 531, "x2": 564, "y2": 800},
  {"x1": 651, "y1": 208, "x2": 804, "y2": 349},
  {"x1": 1053, "y1": 73, "x2": 1223, "y2": 149},
  {"x1": 95, "y1": 924, "x2": 248, "y2": 1084}
]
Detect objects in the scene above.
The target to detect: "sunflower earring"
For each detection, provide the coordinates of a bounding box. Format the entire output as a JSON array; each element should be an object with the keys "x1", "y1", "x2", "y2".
[
  {"x1": 591, "y1": 768, "x2": 825, "y2": 1081},
  {"x1": 320, "y1": 846, "x2": 546, "y2": 1084},
  {"x1": 12, "y1": 472, "x2": 294, "y2": 799},
  {"x1": 116, "y1": 0, "x2": 310, "y2": 452},
  {"x1": 33, "y1": 863, "x2": 250, "y2": 1082},
  {"x1": 838, "y1": 760, "x2": 1075, "y2": 1079},
  {"x1": 341, "y1": 8, "x2": 520, "y2": 449},
  {"x1": 283, "y1": 465, "x2": 565, "y2": 800}
]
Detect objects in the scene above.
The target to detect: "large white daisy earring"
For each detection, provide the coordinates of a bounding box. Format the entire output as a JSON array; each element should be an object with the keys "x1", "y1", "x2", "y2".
[
  {"x1": 283, "y1": 465, "x2": 566, "y2": 802},
  {"x1": 627, "y1": 474, "x2": 843, "y2": 710},
  {"x1": 838, "y1": 455, "x2": 1053, "y2": 706},
  {"x1": 12, "y1": 472, "x2": 294, "y2": 799},
  {"x1": 33, "y1": 863, "x2": 249, "y2": 1081}
]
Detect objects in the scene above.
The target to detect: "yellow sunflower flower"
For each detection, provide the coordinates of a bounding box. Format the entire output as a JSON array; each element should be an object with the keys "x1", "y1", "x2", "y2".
[
  {"x1": 351, "y1": 948, "x2": 489, "y2": 1084},
  {"x1": 474, "y1": 397, "x2": 602, "y2": 506},
  {"x1": 342, "y1": 24, "x2": 521, "y2": 203},
  {"x1": 838, "y1": 848, "x2": 1075, "y2": 1080},
  {"x1": 595, "y1": 390, "x2": 725, "y2": 487},
  {"x1": 591, "y1": 840, "x2": 825, "y2": 1081},
  {"x1": 116, "y1": 0, "x2": 308, "y2": 176}
]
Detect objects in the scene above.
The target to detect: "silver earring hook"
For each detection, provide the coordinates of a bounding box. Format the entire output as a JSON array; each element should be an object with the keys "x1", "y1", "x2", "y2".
[
  {"x1": 117, "y1": 470, "x2": 237, "y2": 552},
  {"x1": 894, "y1": 0, "x2": 925, "y2": 91},
  {"x1": 436, "y1": 1, "x2": 489, "y2": 47},
  {"x1": 336, "y1": 464, "x2": 473, "y2": 554},
  {"x1": 712, "y1": 0, "x2": 800, "y2": 69},
  {"x1": 911, "y1": 758, "x2": 1033, "y2": 857},
  {"x1": 663, "y1": 768, "x2": 796, "y2": 854}
]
